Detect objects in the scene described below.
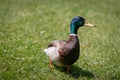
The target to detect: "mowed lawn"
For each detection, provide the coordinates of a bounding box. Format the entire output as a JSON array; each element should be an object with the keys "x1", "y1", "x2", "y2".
[{"x1": 0, "y1": 0, "x2": 120, "y2": 80}]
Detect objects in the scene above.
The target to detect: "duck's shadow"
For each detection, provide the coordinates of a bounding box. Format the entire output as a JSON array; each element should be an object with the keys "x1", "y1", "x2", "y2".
[{"x1": 56, "y1": 65, "x2": 95, "y2": 79}]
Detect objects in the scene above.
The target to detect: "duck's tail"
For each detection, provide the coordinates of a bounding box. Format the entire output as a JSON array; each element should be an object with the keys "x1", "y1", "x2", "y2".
[{"x1": 44, "y1": 49, "x2": 47, "y2": 53}]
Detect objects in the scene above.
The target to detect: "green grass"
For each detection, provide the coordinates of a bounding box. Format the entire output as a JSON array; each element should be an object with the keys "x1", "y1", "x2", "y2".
[{"x1": 0, "y1": 0, "x2": 120, "y2": 80}]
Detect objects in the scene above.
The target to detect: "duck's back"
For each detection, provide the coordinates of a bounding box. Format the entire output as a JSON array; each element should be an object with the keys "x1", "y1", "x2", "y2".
[{"x1": 44, "y1": 35, "x2": 80, "y2": 67}]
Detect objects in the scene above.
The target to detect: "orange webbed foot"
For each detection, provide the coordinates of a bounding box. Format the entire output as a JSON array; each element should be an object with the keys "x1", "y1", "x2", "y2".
[
  {"x1": 66, "y1": 66, "x2": 70, "y2": 74},
  {"x1": 50, "y1": 60, "x2": 53, "y2": 70}
]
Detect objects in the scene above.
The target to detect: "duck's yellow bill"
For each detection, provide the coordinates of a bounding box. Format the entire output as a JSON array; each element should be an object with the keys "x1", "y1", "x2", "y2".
[{"x1": 84, "y1": 21, "x2": 95, "y2": 27}]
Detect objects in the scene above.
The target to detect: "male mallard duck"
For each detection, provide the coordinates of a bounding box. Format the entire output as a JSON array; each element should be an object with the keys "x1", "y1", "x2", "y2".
[{"x1": 44, "y1": 16, "x2": 95, "y2": 73}]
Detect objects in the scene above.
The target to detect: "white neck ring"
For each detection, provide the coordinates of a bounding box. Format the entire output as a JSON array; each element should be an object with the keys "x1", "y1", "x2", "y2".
[{"x1": 70, "y1": 34, "x2": 77, "y2": 36}]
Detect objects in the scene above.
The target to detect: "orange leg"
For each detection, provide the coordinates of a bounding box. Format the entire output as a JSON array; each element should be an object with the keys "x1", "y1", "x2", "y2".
[
  {"x1": 50, "y1": 60, "x2": 53, "y2": 70},
  {"x1": 66, "y1": 66, "x2": 70, "y2": 74}
]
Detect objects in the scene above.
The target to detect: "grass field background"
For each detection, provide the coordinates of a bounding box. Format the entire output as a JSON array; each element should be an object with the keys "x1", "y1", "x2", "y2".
[{"x1": 0, "y1": 0, "x2": 120, "y2": 80}]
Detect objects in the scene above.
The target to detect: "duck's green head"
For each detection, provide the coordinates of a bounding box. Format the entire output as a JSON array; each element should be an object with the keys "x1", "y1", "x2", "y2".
[{"x1": 70, "y1": 16, "x2": 95, "y2": 34}]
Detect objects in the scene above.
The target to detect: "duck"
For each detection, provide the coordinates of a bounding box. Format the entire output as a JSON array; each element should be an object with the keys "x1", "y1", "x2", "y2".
[{"x1": 44, "y1": 16, "x2": 95, "y2": 73}]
